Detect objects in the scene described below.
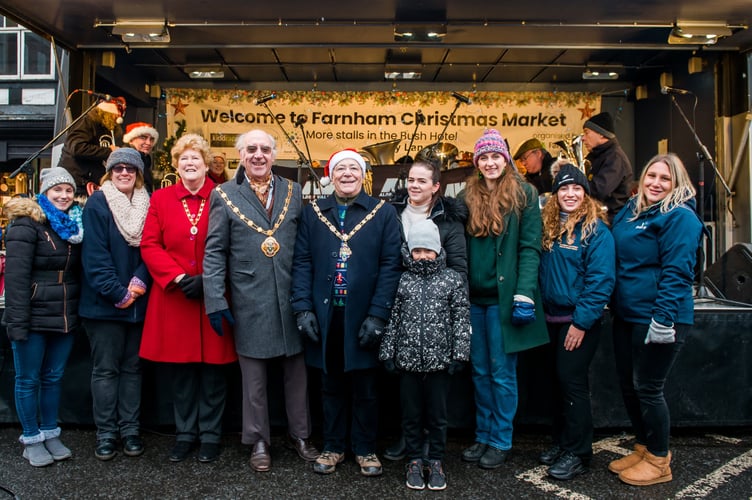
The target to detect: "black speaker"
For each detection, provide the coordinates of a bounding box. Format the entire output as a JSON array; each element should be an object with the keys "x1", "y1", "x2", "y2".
[{"x1": 704, "y1": 243, "x2": 752, "y2": 304}]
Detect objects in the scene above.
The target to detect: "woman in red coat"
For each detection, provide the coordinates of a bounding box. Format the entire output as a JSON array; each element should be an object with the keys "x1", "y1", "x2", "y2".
[{"x1": 140, "y1": 133, "x2": 237, "y2": 463}]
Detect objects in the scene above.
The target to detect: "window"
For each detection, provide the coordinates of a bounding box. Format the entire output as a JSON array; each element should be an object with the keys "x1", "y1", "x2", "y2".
[{"x1": 0, "y1": 16, "x2": 54, "y2": 80}]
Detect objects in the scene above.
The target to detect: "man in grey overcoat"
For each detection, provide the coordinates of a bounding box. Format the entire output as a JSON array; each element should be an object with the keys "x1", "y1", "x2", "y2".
[{"x1": 203, "y1": 129, "x2": 319, "y2": 472}]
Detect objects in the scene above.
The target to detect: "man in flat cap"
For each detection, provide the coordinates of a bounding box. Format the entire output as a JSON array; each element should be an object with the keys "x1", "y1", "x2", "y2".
[{"x1": 513, "y1": 138, "x2": 555, "y2": 194}]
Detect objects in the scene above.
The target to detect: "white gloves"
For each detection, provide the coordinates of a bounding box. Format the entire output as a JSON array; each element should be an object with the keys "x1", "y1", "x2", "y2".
[{"x1": 645, "y1": 318, "x2": 675, "y2": 344}]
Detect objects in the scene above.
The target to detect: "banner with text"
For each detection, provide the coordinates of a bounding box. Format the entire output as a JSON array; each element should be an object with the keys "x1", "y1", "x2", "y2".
[{"x1": 165, "y1": 89, "x2": 600, "y2": 166}]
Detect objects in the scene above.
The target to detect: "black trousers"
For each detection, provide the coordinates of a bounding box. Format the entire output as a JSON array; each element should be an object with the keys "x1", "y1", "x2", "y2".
[
  {"x1": 169, "y1": 362, "x2": 228, "y2": 444},
  {"x1": 400, "y1": 370, "x2": 450, "y2": 461},
  {"x1": 612, "y1": 317, "x2": 687, "y2": 456},
  {"x1": 545, "y1": 321, "x2": 601, "y2": 461},
  {"x1": 320, "y1": 308, "x2": 379, "y2": 456}
]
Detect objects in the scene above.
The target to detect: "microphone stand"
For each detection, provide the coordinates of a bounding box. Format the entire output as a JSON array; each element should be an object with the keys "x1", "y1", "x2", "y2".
[
  {"x1": 667, "y1": 94, "x2": 733, "y2": 301},
  {"x1": 435, "y1": 98, "x2": 464, "y2": 145},
  {"x1": 9, "y1": 98, "x2": 100, "y2": 182},
  {"x1": 259, "y1": 102, "x2": 320, "y2": 194},
  {"x1": 397, "y1": 112, "x2": 426, "y2": 190},
  {"x1": 296, "y1": 118, "x2": 318, "y2": 199}
]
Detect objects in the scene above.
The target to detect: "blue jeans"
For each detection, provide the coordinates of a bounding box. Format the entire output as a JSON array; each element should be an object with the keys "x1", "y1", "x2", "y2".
[
  {"x1": 470, "y1": 304, "x2": 518, "y2": 451},
  {"x1": 12, "y1": 333, "x2": 75, "y2": 438},
  {"x1": 84, "y1": 319, "x2": 143, "y2": 440}
]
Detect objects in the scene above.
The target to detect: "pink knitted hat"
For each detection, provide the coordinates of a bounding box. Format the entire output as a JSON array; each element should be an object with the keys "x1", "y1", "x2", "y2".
[{"x1": 473, "y1": 129, "x2": 511, "y2": 166}]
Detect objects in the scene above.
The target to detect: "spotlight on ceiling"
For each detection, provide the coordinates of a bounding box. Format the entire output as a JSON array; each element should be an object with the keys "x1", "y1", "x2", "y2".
[
  {"x1": 394, "y1": 24, "x2": 446, "y2": 42},
  {"x1": 111, "y1": 19, "x2": 170, "y2": 43},
  {"x1": 668, "y1": 20, "x2": 732, "y2": 45},
  {"x1": 186, "y1": 67, "x2": 225, "y2": 79},
  {"x1": 384, "y1": 71, "x2": 422, "y2": 80},
  {"x1": 582, "y1": 70, "x2": 619, "y2": 80}
]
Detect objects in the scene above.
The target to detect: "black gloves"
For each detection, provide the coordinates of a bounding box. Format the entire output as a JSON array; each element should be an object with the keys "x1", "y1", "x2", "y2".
[
  {"x1": 178, "y1": 274, "x2": 204, "y2": 300},
  {"x1": 208, "y1": 309, "x2": 234, "y2": 337},
  {"x1": 296, "y1": 311, "x2": 320, "y2": 343},
  {"x1": 447, "y1": 360, "x2": 466, "y2": 375},
  {"x1": 358, "y1": 315, "x2": 386, "y2": 349}
]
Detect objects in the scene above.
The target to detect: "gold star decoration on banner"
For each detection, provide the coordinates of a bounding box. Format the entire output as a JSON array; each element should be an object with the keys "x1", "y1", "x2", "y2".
[
  {"x1": 578, "y1": 102, "x2": 595, "y2": 119},
  {"x1": 171, "y1": 100, "x2": 189, "y2": 116}
]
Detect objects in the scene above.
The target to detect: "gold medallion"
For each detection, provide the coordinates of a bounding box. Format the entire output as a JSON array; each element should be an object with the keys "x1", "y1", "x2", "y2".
[
  {"x1": 261, "y1": 236, "x2": 280, "y2": 257},
  {"x1": 339, "y1": 242, "x2": 352, "y2": 261}
]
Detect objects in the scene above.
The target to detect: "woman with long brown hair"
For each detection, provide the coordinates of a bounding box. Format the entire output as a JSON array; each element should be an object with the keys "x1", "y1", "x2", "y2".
[{"x1": 459, "y1": 129, "x2": 548, "y2": 469}]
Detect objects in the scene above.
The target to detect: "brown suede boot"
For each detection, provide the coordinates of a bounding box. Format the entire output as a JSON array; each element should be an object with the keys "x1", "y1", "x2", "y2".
[
  {"x1": 608, "y1": 443, "x2": 647, "y2": 473},
  {"x1": 618, "y1": 450, "x2": 672, "y2": 486}
]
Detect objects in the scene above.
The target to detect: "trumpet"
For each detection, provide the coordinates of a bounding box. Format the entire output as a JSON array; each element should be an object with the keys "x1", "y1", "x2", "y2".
[{"x1": 554, "y1": 135, "x2": 587, "y2": 174}]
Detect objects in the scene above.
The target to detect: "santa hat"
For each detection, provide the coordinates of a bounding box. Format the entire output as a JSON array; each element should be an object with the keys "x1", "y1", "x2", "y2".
[
  {"x1": 320, "y1": 148, "x2": 367, "y2": 187},
  {"x1": 96, "y1": 96, "x2": 126, "y2": 124},
  {"x1": 123, "y1": 122, "x2": 159, "y2": 144}
]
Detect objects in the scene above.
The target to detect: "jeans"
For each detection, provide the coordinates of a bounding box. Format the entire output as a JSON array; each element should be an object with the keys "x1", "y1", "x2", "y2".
[
  {"x1": 612, "y1": 317, "x2": 687, "y2": 456},
  {"x1": 84, "y1": 319, "x2": 143, "y2": 440},
  {"x1": 470, "y1": 304, "x2": 518, "y2": 451},
  {"x1": 12, "y1": 333, "x2": 75, "y2": 438},
  {"x1": 546, "y1": 320, "x2": 601, "y2": 460}
]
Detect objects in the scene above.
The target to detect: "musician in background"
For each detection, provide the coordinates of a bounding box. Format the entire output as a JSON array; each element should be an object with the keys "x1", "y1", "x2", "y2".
[
  {"x1": 513, "y1": 138, "x2": 554, "y2": 194},
  {"x1": 581, "y1": 112, "x2": 633, "y2": 224},
  {"x1": 59, "y1": 98, "x2": 126, "y2": 197}
]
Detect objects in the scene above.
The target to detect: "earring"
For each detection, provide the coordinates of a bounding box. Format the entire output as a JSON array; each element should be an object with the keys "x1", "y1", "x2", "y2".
[{"x1": 477, "y1": 170, "x2": 484, "y2": 179}]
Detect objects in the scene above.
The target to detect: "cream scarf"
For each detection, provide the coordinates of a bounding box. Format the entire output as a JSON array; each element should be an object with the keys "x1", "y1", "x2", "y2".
[{"x1": 100, "y1": 180, "x2": 150, "y2": 247}]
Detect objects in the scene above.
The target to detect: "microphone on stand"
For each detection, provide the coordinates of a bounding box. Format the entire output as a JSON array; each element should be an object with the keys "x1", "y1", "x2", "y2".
[
  {"x1": 415, "y1": 109, "x2": 426, "y2": 124},
  {"x1": 295, "y1": 115, "x2": 308, "y2": 128},
  {"x1": 75, "y1": 89, "x2": 114, "y2": 101},
  {"x1": 451, "y1": 92, "x2": 472, "y2": 104},
  {"x1": 255, "y1": 93, "x2": 277, "y2": 105},
  {"x1": 661, "y1": 86, "x2": 693, "y2": 96}
]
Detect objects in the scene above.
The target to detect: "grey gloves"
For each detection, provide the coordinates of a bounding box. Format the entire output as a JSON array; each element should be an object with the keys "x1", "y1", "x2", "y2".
[{"x1": 645, "y1": 318, "x2": 676, "y2": 344}]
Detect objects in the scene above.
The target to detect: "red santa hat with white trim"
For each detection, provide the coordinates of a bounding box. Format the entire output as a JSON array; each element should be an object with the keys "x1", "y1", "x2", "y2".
[
  {"x1": 123, "y1": 122, "x2": 159, "y2": 144},
  {"x1": 320, "y1": 148, "x2": 367, "y2": 187}
]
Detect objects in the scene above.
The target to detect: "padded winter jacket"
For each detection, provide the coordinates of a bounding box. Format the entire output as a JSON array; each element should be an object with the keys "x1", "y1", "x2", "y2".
[
  {"x1": 3, "y1": 198, "x2": 82, "y2": 340},
  {"x1": 379, "y1": 246, "x2": 471, "y2": 372}
]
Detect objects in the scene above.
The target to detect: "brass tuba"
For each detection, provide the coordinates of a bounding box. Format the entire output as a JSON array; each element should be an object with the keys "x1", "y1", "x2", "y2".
[{"x1": 554, "y1": 135, "x2": 587, "y2": 174}]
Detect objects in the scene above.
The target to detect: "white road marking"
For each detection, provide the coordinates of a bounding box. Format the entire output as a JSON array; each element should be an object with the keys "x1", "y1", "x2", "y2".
[
  {"x1": 592, "y1": 435, "x2": 635, "y2": 457},
  {"x1": 516, "y1": 465, "x2": 593, "y2": 500},
  {"x1": 674, "y1": 447, "x2": 752, "y2": 498}
]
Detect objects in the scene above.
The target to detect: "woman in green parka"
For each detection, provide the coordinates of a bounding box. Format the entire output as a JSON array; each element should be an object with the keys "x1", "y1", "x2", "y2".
[{"x1": 459, "y1": 129, "x2": 548, "y2": 469}]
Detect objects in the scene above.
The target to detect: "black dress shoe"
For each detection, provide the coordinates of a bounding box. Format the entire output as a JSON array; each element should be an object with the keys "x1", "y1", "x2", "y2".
[
  {"x1": 461, "y1": 442, "x2": 487, "y2": 463},
  {"x1": 383, "y1": 436, "x2": 406, "y2": 461},
  {"x1": 479, "y1": 446, "x2": 508, "y2": 469},
  {"x1": 198, "y1": 442, "x2": 221, "y2": 463},
  {"x1": 287, "y1": 435, "x2": 319, "y2": 462},
  {"x1": 169, "y1": 441, "x2": 195, "y2": 462},
  {"x1": 123, "y1": 435, "x2": 144, "y2": 457},
  {"x1": 548, "y1": 451, "x2": 587, "y2": 480},
  {"x1": 539, "y1": 445, "x2": 564, "y2": 465},
  {"x1": 95, "y1": 438, "x2": 117, "y2": 461}
]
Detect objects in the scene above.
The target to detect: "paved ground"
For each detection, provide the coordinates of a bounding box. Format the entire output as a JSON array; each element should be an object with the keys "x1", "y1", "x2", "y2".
[{"x1": 0, "y1": 426, "x2": 751, "y2": 499}]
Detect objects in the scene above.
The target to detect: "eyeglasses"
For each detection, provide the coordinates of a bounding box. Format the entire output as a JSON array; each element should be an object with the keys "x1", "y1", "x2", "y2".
[
  {"x1": 519, "y1": 150, "x2": 539, "y2": 163},
  {"x1": 245, "y1": 145, "x2": 273, "y2": 155},
  {"x1": 111, "y1": 165, "x2": 138, "y2": 174}
]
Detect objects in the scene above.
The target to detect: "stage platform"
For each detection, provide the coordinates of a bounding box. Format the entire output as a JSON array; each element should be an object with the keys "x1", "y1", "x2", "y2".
[{"x1": 1, "y1": 299, "x2": 750, "y2": 430}]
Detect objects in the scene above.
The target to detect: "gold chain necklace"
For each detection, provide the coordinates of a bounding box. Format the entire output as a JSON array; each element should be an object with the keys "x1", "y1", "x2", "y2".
[
  {"x1": 181, "y1": 198, "x2": 206, "y2": 235},
  {"x1": 311, "y1": 199, "x2": 385, "y2": 261},
  {"x1": 215, "y1": 182, "x2": 293, "y2": 257}
]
